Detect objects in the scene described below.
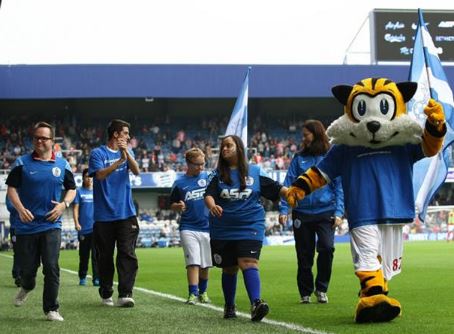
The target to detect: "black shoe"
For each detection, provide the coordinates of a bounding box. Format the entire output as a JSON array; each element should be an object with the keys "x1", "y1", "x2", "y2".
[
  {"x1": 251, "y1": 299, "x2": 269, "y2": 322},
  {"x1": 224, "y1": 304, "x2": 237, "y2": 319},
  {"x1": 14, "y1": 277, "x2": 21, "y2": 287}
]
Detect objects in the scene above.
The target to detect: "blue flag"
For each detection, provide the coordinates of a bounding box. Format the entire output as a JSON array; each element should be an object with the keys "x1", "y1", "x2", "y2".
[
  {"x1": 408, "y1": 9, "x2": 454, "y2": 221},
  {"x1": 225, "y1": 68, "x2": 250, "y2": 150}
]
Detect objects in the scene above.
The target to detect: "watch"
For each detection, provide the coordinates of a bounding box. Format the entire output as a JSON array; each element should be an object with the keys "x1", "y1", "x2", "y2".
[{"x1": 64, "y1": 200, "x2": 70, "y2": 208}]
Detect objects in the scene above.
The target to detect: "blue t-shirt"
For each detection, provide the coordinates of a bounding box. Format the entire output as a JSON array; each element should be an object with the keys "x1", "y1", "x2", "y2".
[
  {"x1": 74, "y1": 187, "x2": 95, "y2": 235},
  {"x1": 88, "y1": 145, "x2": 136, "y2": 222},
  {"x1": 205, "y1": 164, "x2": 282, "y2": 241},
  {"x1": 170, "y1": 171, "x2": 210, "y2": 232},
  {"x1": 317, "y1": 144, "x2": 425, "y2": 229},
  {"x1": 5, "y1": 153, "x2": 76, "y2": 235},
  {"x1": 279, "y1": 153, "x2": 344, "y2": 217}
]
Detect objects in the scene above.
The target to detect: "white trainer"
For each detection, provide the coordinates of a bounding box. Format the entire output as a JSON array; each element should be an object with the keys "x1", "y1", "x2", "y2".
[
  {"x1": 46, "y1": 310, "x2": 64, "y2": 321},
  {"x1": 101, "y1": 297, "x2": 114, "y2": 306},
  {"x1": 315, "y1": 291, "x2": 328, "y2": 303},
  {"x1": 117, "y1": 297, "x2": 135, "y2": 307},
  {"x1": 14, "y1": 288, "x2": 30, "y2": 307}
]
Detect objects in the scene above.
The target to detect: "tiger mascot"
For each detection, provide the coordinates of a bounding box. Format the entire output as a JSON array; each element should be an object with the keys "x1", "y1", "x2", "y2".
[{"x1": 287, "y1": 78, "x2": 446, "y2": 323}]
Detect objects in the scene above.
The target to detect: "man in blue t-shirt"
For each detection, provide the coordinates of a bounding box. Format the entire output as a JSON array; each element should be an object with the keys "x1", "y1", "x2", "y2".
[
  {"x1": 170, "y1": 148, "x2": 212, "y2": 305},
  {"x1": 6, "y1": 121, "x2": 76, "y2": 322},
  {"x1": 73, "y1": 168, "x2": 99, "y2": 287},
  {"x1": 88, "y1": 119, "x2": 140, "y2": 308}
]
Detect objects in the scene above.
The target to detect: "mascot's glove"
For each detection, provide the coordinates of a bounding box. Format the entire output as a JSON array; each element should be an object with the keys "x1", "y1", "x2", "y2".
[
  {"x1": 286, "y1": 186, "x2": 306, "y2": 208},
  {"x1": 424, "y1": 98, "x2": 445, "y2": 131}
]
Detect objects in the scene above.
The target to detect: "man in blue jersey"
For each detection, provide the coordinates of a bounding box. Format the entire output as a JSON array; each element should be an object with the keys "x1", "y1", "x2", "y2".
[
  {"x1": 6, "y1": 195, "x2": 21, "y2": 287},
  {"x1": 73, "y1": 168, "x2": 99, "y2": 286},
  {"x1": 170, "y1": 148, "x2": 212, "y2": 305},
  {"x1": 89, "y1": 119, "x2": 140, "y2": 307},
  {"x1": 6, "y1": 121, "x2": 76, "y2": 322},
  {"x1": 204, "y1": 135, "x2": 288, "y2": 322}
]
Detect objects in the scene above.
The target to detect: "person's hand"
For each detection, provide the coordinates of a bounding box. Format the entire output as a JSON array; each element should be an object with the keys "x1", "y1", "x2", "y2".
[
  {"x1": 75, "y1": 223, "x2": 81, "y2": 231},
  {"x1": 278, "y1": 214, "x2": 288, "y2": 225},
  {"x1": 117, "y1": 138, "x2": 128, "y2": 162},
  {"x1": 176, "y1": 200, "x2": 186, "y2": 213},
  {"x1": 18, "y1": 207, "x2": 34, "y2": 223},
  {"x1": 286, "y1": 186, "x2": 306, "y2": 208},
  {"x1": 424, "y1": 98, "x2": 445, "y2": 130},
  {"x1": 46, "y1": 200, "x2": 66, "y2": 222},
  {"x1": 209, "y1": 205, "x2": 223, "y2": 217},
  {"x1": 332, "y1": 216, "x2": 343, "y2": 229}
]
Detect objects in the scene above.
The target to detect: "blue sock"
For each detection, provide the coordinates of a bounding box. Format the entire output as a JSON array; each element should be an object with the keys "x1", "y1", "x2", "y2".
[
  {"x1": 198, "y1": 278, "x2": 208, "y2": 294},
  {"x1": 222, "y1": 272, "x2": 237, "y2": 306},
  {"x1": 243, "y1": 267, "x2": 261, "y2": 304},
  {"x1": 189, "y1": 284, "x2": 199, "y2": 296}
]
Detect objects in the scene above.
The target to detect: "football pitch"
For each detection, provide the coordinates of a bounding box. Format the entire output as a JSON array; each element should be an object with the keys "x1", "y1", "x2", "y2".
[{"x1": 1, "y1": 241, "x2": 453, "y2": 333}]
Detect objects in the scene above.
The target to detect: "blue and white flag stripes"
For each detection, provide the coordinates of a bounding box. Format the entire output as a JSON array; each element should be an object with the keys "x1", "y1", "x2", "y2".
[
  {"x1": 225, "y1": 68, "x2": 250, "y2": 150},
  {"x1": 407, "y1": 9, "x2": 454, "y2": 222}
]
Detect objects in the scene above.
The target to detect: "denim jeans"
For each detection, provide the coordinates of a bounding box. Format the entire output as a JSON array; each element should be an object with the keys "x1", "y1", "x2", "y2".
[{"x1": 16, "y1": 228, "x2": 61, "y2": 313}]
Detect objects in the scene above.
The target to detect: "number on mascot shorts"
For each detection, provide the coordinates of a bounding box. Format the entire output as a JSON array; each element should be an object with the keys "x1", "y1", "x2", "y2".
[{"x1": 392, "y1": 257, "x2": 402, "y2": 271}]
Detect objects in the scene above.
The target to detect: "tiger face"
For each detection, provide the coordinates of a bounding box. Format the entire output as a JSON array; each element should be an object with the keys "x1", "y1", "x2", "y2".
[{"x1": 327, "y1": 78, "x2": 423, "y2": 148}]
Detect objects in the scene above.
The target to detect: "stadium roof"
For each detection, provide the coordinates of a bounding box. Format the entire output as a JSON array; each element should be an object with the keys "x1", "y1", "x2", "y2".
[{"x1": 1, "y1": 64, "x2": 454, "y2": 99}]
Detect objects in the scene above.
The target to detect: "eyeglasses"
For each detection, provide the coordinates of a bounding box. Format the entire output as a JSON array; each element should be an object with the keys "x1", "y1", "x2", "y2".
[
  {"x1": 33, "y1": 136, "x2": 53, "y2": 142},
  {"x1": 188, "y1": 161, "x2": 205, "y2": 167}
]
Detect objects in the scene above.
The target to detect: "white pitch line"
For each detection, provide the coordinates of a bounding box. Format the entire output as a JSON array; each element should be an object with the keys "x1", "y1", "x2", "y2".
[{"x1": 1, "y1": 253, "x2": 332, "y2": 334}]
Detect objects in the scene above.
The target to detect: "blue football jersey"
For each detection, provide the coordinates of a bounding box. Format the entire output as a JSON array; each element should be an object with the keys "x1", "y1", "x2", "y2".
[
  {"x1": 170, "y1": 171, "x2": 209, "y2": 232},
  {"x1": 205, "y1": 164, "x2": 282, "y2": 241},
  {"x1": 74, "y1": 187, "x2": 95, "y2": 235},
  {"x1": 88, "y1": 145, "x2": 136, "y2": 222}
]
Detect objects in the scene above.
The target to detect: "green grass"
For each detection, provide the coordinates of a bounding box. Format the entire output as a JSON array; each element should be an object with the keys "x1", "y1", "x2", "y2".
[{"x1": 1, "y1": 241, "x2": 454, "y2": 333}]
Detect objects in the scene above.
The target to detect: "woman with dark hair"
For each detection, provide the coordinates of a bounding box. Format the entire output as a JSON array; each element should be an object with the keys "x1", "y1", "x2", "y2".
[
  {"x1": 204, "y1": 135, "x2": 288, "y2": 322},
  {"x1": 279, "y1": 120, "x2": 344, "y2": 304}
]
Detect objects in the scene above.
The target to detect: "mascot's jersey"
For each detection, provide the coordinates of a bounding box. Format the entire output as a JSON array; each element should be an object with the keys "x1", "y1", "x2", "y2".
[{"x1": 317, "y1": 143, "x2": 425, "y2": 229}]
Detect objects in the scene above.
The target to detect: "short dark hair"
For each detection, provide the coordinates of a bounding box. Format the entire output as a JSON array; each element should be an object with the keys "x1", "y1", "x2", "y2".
[
  {"x1": 107, "y1": 119, "x2": 130, "y2": 140},
  {"x1": 82, "y1": 168, "x2": 89, "y2": 178},
  {"x1": 33, "y1": 121, "x2": 54, "y2": 139}
]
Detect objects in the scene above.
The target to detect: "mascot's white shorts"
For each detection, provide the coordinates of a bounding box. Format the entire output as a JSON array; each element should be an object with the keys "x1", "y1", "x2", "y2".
[
  {"x1": 180, "y1": 230, "x2": 212, "y2": 268},
  {"x1": 350, "y1": 224, "x2": 405, "y2": 281}
]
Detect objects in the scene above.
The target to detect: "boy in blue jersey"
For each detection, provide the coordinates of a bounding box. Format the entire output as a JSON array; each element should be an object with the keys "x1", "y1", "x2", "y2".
[
  {"x1": 6, "y1": 122, "x2": 76, "y2": 322},
  {"x1": 73, "y1": 168, "x2": 99, "y2": 286},
  {"x1": 204, "y1": 135, "x2": 288, "y2": 322},
  {"x1": 89, "y1": 119, "x2": 140, "y2": 308},
  {"x1": 6, "y1": 195, "x2": 21, "y2": 287},
  {"x1": 170, "y1": 148, "x2": 212, "y2": 305}
]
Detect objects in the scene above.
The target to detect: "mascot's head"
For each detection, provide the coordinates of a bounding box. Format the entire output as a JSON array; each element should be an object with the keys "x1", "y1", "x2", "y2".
[{"x1": 327, "y1": 77, "x2": 423, "y2": 148}]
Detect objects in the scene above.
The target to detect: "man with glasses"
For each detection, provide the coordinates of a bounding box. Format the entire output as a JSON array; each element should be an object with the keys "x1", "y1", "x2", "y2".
[
  {"x1": 89, "y1": 119, "x2": 140, "y2": 307},
  {"x1": 170, "y1": 148, "x2": 212, "y2": 305},
  {"x1": 6, "y1": 121, "x2": 76, "y2": 322}
]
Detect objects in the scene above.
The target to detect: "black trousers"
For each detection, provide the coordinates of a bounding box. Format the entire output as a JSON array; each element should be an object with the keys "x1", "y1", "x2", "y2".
[
  {"x1": 15, "y1": 228, "x2": 61, "y2": 313},
  {"x1": 10, "y1": 228, "x2": 21, "y2": 279},
  {"x1": 78, "y1": 232, "x2": 98, "y2": 281},
  {"x1": 93, "y1": 216, "x2": 139, "y2": 299},
  {"x1": 292, "y1": 211, "x2": 335, "y2": 297}
]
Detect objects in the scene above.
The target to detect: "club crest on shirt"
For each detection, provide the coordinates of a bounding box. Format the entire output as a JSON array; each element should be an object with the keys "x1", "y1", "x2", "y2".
[
  {"x1": 198, "y1": 179, "x2": 207, "y2": 187},
  {"x1": 245, "y1": 176, "x2": 254, "y2": 186},
  {"x1": 213, "y1": 253, "x2": 222, "y2": 265},
  {"x1": 52, "y1": 167, "x2": 61, "y2": 177}
]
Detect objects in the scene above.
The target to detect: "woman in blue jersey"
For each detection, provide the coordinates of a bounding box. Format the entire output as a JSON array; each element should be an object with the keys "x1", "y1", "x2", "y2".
[
  {"x1": 279, "y1": 120, "x2": 344, "y2": 304},
  {"x1": 170, "y1": 148, "x2": 212, "y2": 305},
  {"x1": 204, "y1": 135, "x2": 288, "y2": 322}
]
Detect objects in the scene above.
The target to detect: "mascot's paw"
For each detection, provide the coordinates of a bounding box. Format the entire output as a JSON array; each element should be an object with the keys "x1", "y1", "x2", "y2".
[
  {"x1": 424, "y1": 98, "x2": 445, "y2": 128},
  {"x1": 286, "y1": 186, "x2": 306, "y2": 208},
  {"x1": 355, "y1": 295, "x2": 401, "y2": 324}
]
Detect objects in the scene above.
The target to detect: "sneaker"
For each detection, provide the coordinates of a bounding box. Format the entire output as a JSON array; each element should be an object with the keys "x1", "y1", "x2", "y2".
[
  {"x1": 117, "y1": 297, "x2": 135, "y2": 308},
  {"x1": 186, "y1": 293, "x2": 198, "y2": 305},
  {"x1": 79, "y1": 278, "x2": 87, "y2": 286},
  {"x1": 315, "y1": 291, "x2": 328, "y2": 303},
  {"x1": 251, "y1": 299, "x2": 269, "y2": 322},
  {"x1": 300, "y1": 296, "x2": 311, "y2": 304},
  {"x1": 223, "y1": 304, "x2": 237, "y2": 319},
  {"x1": 198, "y1": 292, "x2": 211, "y2": 304},
  {"x1": 46, "y1": 310, "x2": 64, "y2": 321},
  {"x1": 14, "y1": 277, "x2": 21, "y2": 287},
  {"x1": 101, "y1": 297, "x2": 114, "y2": 306},
  {"x1": 93, "y1": 278, "x2": 100, "y2": 287},
  {"x1": 14, "y1": 288, "x2": 30, "y2": 307}
]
